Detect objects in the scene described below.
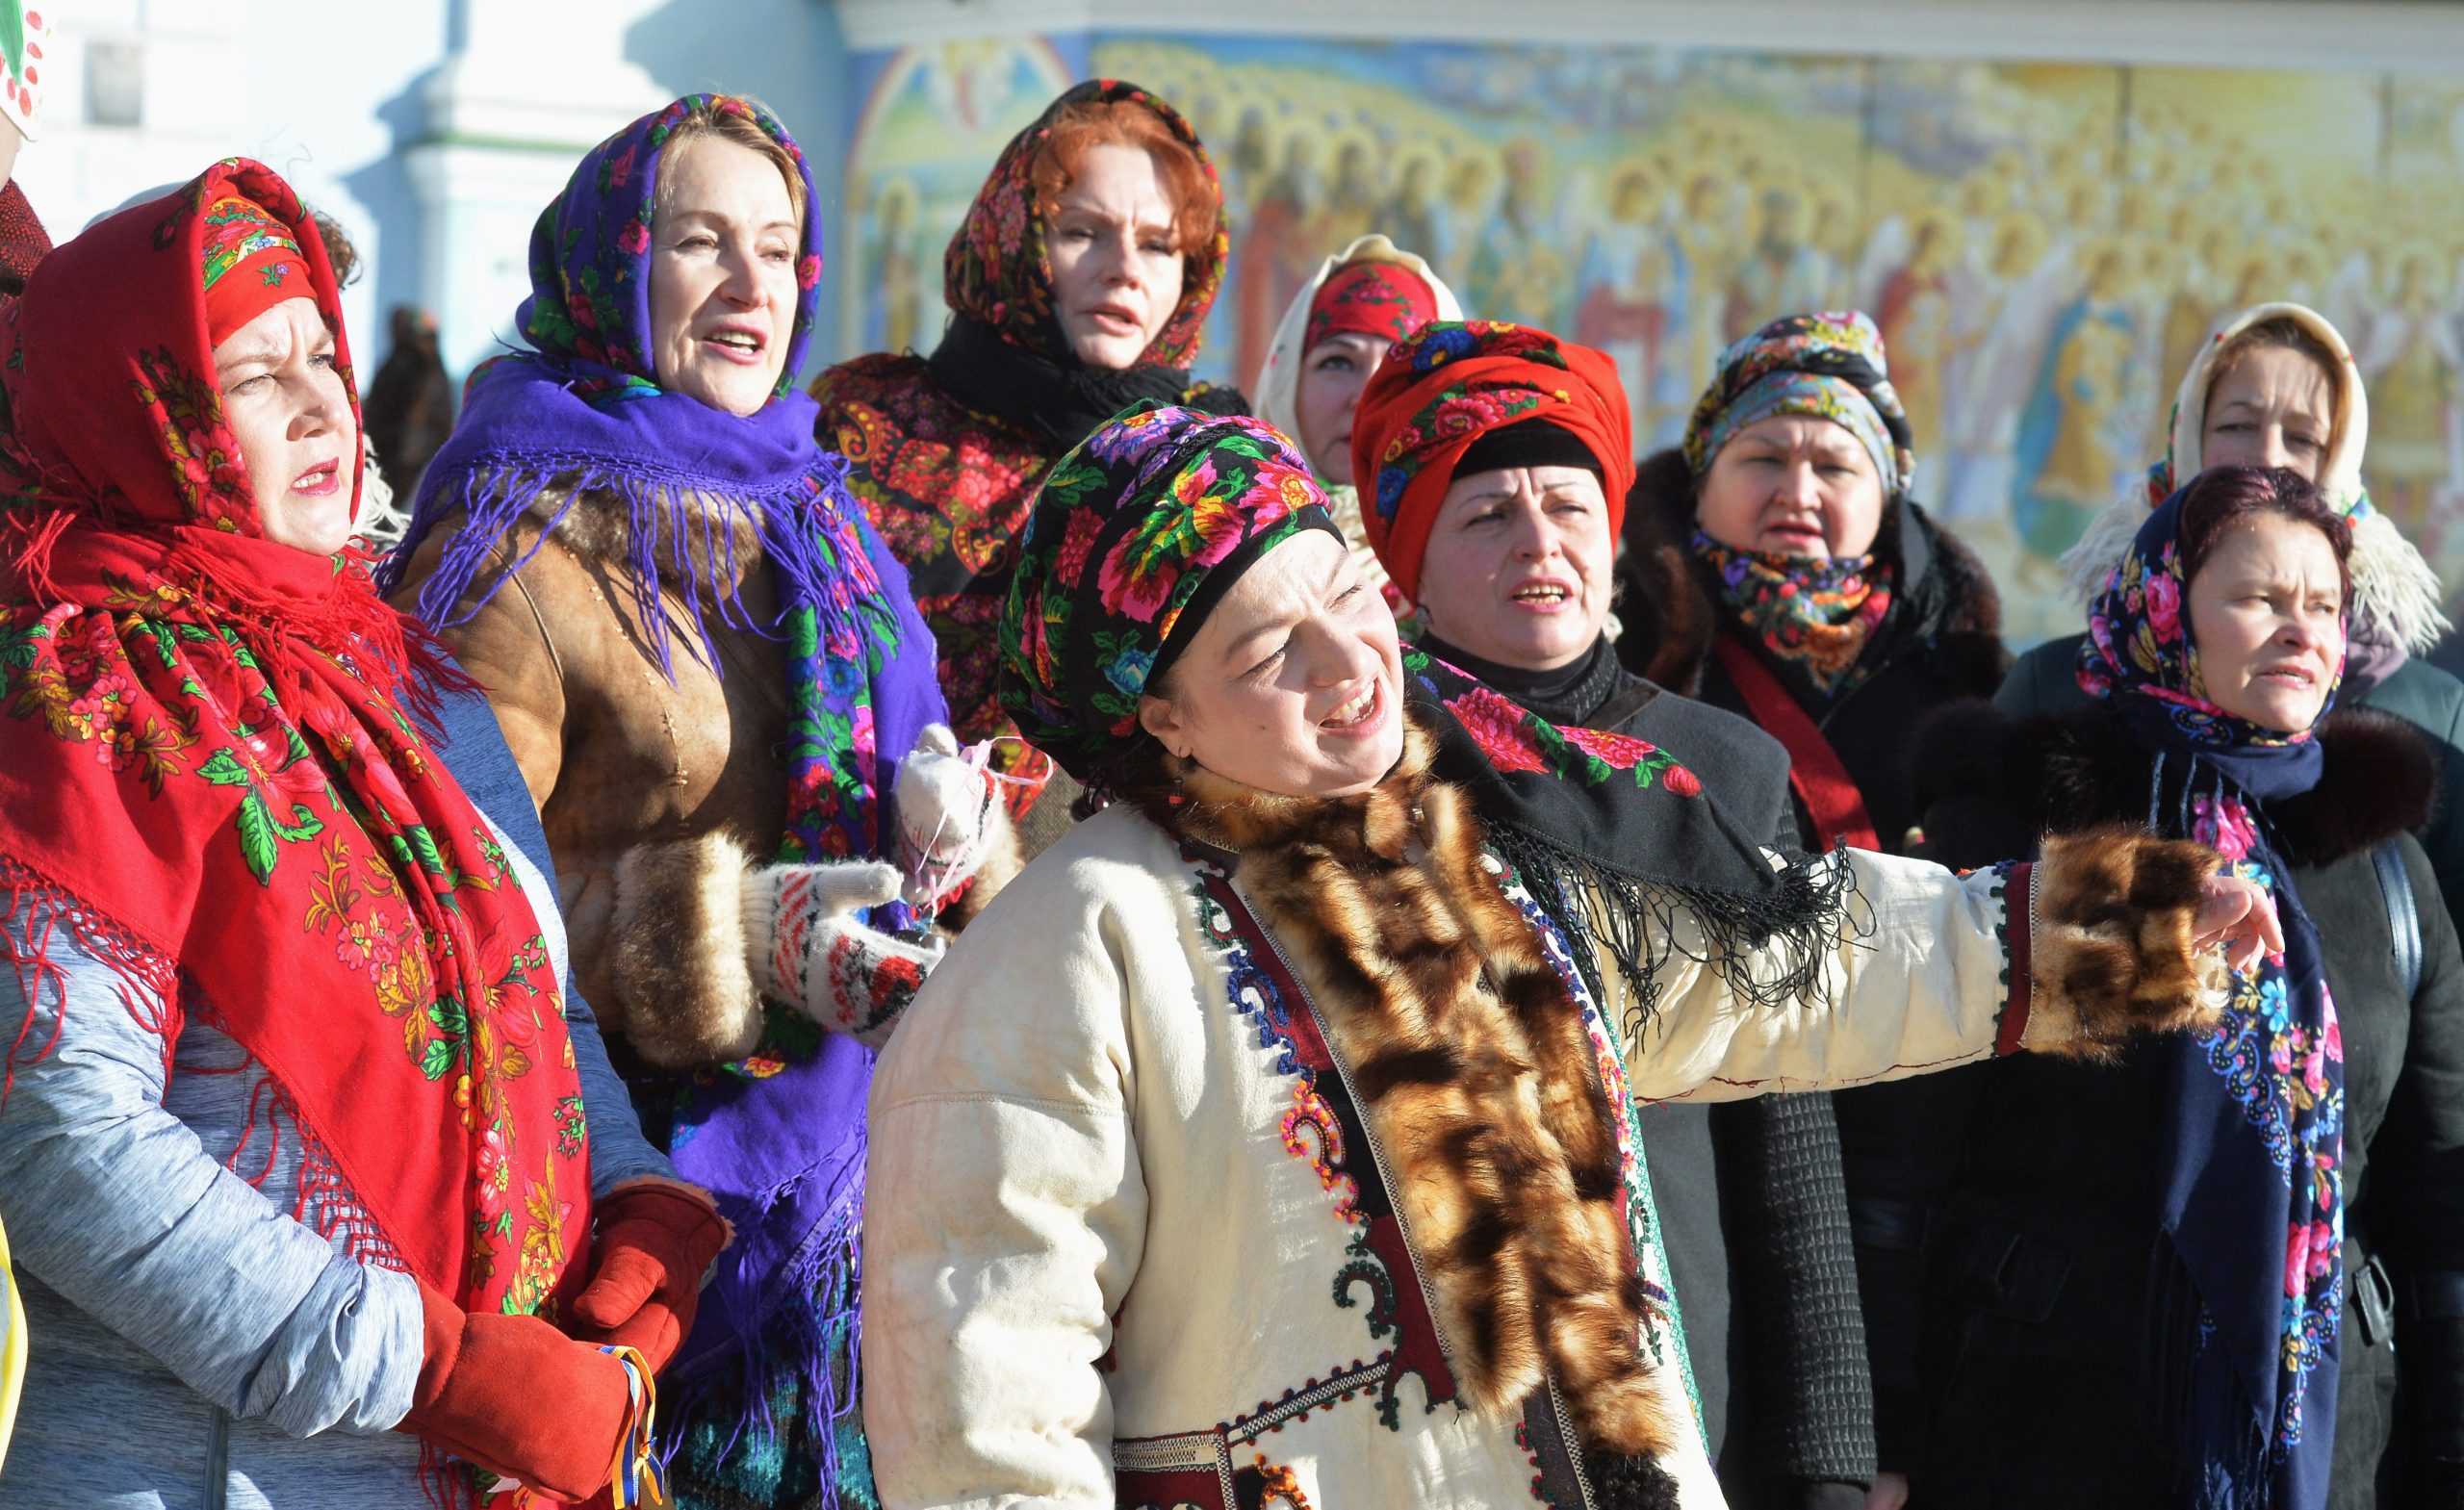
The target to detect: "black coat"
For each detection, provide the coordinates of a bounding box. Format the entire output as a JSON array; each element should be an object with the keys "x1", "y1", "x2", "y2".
[
  {"x1": 1432, "y1": 634, "x2": 1876, "y2": 1509},
  {"x1": 1614, "y1": 454, "x2": 2011, "y2": 1472},
  {"x1": 1886, "y1": 701, "x2": 2464, "y2": 1508},
  {"x1": 1615, "y1": 449, "x2": 2008, "y2": 856}
]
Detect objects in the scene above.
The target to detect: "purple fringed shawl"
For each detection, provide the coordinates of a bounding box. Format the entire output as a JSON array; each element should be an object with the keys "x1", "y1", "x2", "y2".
[{"x1": 383, "y1": 95, "x2": 945, "y2": 1500}]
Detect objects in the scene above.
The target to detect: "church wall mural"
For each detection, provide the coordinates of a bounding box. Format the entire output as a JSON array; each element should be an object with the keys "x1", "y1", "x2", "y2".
[{"x1": 840, "y1": 33, "x2": 2464, "y2": 642}]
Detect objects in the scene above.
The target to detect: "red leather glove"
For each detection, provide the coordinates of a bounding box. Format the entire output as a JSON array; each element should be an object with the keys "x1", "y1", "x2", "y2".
[
  {"x1": 569, "y1": 1179, "x2": 732, "y2": 1373},
  {"x1": 396, "y1": 1278, "x2": 632, "y2": 1503}
]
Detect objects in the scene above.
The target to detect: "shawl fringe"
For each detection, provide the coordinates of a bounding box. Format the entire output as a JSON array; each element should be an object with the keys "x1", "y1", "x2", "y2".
[
  {"x1": 0, "y1": 856, "x2": 180, "y2": 1105},
  {"x1": 658, "y1": 1148, "x2": 866, "y2": 1500},
  {"x1": 4, "y1": 509, "x2": 467, "y2": 728},
  {"x1": 1485, "y1": 819, "x2": 1868, "y2": 1048},
  {"x1": 2144, "y1": 1228, "x2": 2273, "y2": 1510},
  {"x1": 388, "y1": 453, "x2": 860, "y2": 681}
]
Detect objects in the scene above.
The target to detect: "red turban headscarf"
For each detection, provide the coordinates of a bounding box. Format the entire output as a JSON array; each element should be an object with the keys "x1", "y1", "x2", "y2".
[{"x1": 1348, "y1": 320, "x2": 1633, "y2": 605}]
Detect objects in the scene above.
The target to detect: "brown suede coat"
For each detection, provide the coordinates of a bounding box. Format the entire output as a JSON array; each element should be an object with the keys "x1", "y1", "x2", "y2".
[{"x1": 388, "y1": 495, "x2": 790, "y2": 1064}]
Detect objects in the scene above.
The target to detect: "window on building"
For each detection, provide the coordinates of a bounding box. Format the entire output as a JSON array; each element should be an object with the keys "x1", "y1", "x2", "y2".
[{"x1": 87, "y1": 39, "x2": 142, "y2": 128}]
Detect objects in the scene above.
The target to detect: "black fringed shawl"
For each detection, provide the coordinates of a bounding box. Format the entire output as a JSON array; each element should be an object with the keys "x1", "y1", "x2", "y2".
[{"x1": 1407, "y1": 651, "x2": 1862, "y2": 1032}]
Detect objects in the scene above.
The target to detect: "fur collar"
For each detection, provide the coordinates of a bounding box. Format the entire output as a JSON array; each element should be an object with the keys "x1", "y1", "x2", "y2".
[
  {"x1": 543, "y1": 483, "x2": 765, "y2": 598},
  {"x1": 1615, "y1": 448, "x2": 2004, "y2": 702},
  {"x1": 1149, "y1": 718, "x2": 1686, "y2": 1503},
  {"x1": 1912, "y1": 701, "x2": 2436, "y2": 867},
  {"x1": 1155, "y1": 720, "x2": 1437, "y2": 861}
]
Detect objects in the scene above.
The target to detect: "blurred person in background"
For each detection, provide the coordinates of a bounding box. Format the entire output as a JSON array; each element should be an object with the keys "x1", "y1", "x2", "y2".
[
  {"x1": 1250, "y1": 232, "x2": 1459, "y2": 611},
  {"x1": 361, "y1": 304, "x2": 456, "y2": 519}
]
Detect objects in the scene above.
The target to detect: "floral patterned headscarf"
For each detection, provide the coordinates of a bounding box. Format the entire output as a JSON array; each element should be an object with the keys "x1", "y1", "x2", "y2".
[
  {"x1": 2076, "y1": 481, "x2": 2345, "y2": 1510},
  {"x1": 1681, "y1": 312, "x2": 1915, "y2": 699},
  {"x1": 515, "y1": 93, "x2": 820, "y2": 401},
  {"x1": 1306, "y1": 260, "x2": 1438, "y2": 352},
  {"x1": 1348, "y1": 320, "x2": 1634, "y2": 606},
  {"x1": 998, "y1": 402, "x2": 1339, "y2": 781},
  {"x1": 0, "y1": 161, "x2": 591, "y2": 1341},
  {"x1": 392, "y1": 93, "x2": 943, "y2": 888},
  {"x1": 1681, "y1": 311, "x2": 1912, "y2": 499},
  {"x1": 1001, "y1": 407, "x2": 1832, "y2": 1026}
]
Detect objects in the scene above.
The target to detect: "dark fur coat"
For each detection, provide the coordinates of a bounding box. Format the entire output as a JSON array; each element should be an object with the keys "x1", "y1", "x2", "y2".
[
  {"x1": 1912, "y1": 702, "x2": 2437, "y2": 874},
  {"x1": 1888, "y1": 698, "x2": 2464, "y2": 1509}
]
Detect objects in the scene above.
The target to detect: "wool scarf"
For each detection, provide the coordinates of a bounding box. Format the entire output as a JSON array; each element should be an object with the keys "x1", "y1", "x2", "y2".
[{"x1": 1694, "y1": 533, "x2": 1895, "y2": 698}]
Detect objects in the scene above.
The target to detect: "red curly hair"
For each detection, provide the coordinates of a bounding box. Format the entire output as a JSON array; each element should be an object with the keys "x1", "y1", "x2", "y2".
[{"x1": 1029, "y1": 99, "x2": 1219, "y2": 261}]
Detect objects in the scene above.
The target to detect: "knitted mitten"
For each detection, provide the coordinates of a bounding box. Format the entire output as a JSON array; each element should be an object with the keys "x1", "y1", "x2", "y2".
[{"x1": 741, "y1": 860, "x2": 946, "y2": 1046}]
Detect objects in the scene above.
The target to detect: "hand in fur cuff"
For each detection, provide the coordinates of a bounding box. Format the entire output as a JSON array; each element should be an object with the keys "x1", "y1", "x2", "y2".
[
  {"x1": 893, "y1": 723, "x2": 1017, "y2": 909},
  {"x1": 742, "y1": 859, "x2": 947, "y2": 1047},
  {"x1": 2016, "y1": 827, "x2": 2277, "y2": 1062},
  {"x1": 609, "y1": 832, "x2": 766, "y2": 1070}
]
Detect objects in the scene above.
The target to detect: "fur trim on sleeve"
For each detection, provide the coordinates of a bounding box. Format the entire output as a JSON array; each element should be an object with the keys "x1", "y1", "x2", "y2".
[
  {"x1": 608, "y1": 831, "x2": 763, "y2": 1068},
  {"x1": 2015, "y1": 827, "x2": 2226, "y2": 1062}
]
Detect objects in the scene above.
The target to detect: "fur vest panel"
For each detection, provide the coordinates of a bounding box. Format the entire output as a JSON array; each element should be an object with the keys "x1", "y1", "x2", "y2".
[{"x1": 1163, "y1": 728, "x2": 1684, "y2": 1490}]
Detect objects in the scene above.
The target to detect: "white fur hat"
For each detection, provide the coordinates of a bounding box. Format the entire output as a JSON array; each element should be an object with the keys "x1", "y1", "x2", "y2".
[{"x1": 2058, "y1": 300, "x2": 2448, "y2": 652}]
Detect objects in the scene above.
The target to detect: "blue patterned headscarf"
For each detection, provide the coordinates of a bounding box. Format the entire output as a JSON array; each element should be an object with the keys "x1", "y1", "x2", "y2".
[{"x1": 2077, "y1": 476, "x2": 2346, "y2": 1510}]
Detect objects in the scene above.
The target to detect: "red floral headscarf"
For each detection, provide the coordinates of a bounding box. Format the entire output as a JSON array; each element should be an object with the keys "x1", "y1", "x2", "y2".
[
  {"x1": 941, "y1": 78, "x2": 1227, "y2": 371},
  {"x1": 1305, "y1": 261, "x2": 1438, "y2": 352},
  {"x1": 0, "y1": 160, "x2": 592, "y2": 1320},
  {"x1": 1348, "y1": 320, "x2": 1634, "y2": 605},
  {"x1": 199, "y1": 193, "x2": 313, "y2": 346}
]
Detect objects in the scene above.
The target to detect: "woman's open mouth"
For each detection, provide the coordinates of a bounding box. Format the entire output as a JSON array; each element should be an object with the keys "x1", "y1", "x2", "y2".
[
  {"x1": 291, "y1": 459, "x2": 342, "y2": 498},
  {"x1": 703, "y1": 327, "x2": 767, "y2": 366},
  {"x1": 1321, "y1": 678, "x2": 1384, "y2": 732},
  {"x1": 1509, "y1": 580, "x2": 1576, "y2": 612}
]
